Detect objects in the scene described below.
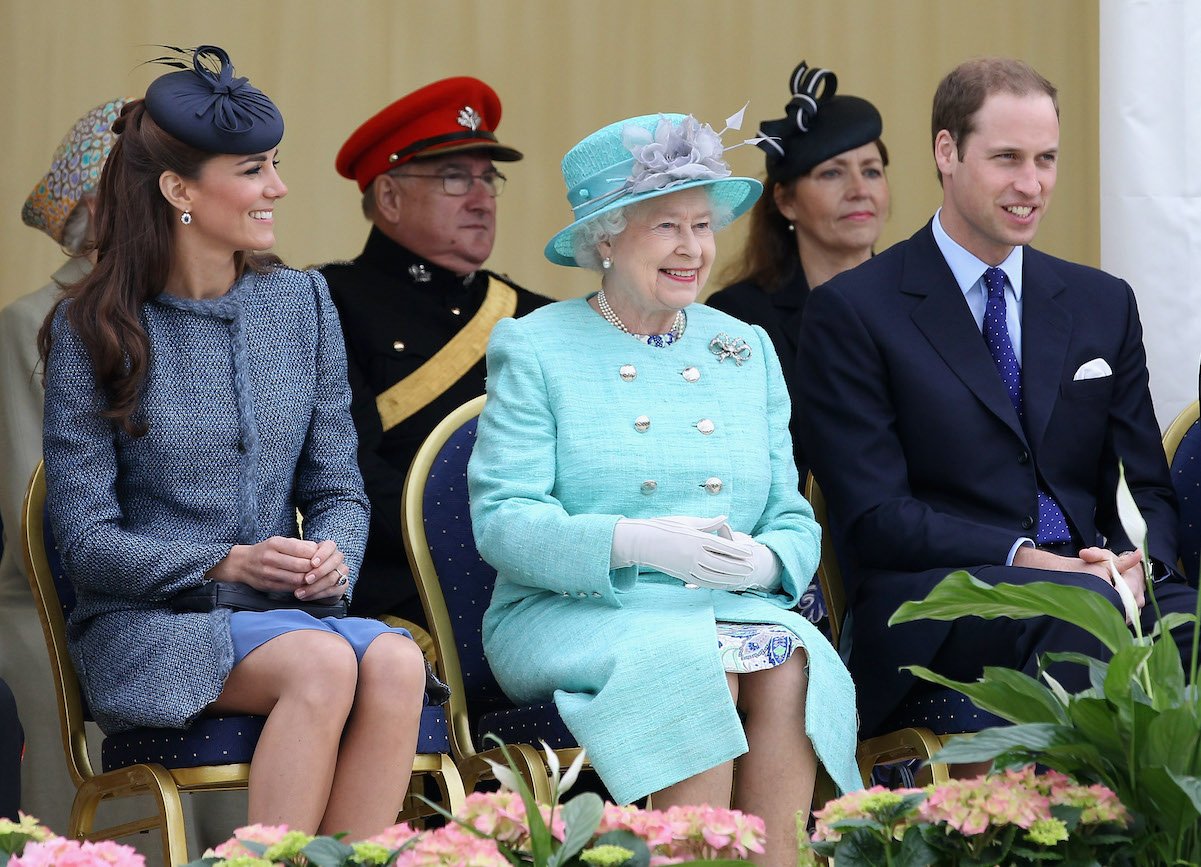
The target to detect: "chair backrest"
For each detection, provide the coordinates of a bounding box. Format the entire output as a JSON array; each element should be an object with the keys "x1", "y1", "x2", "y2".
[
  {"x1": 21, "y1": 460, "x2": 93, "y2": 786},
  {"x1": 1164, "y1": 399, "x2": 1201, "y2": 584},
  {"x1": 805, "y1": 473, "x2": 848, "y2": 651},
  {"x1": 403, "y1": 395, "x2": 506, "y2": 759}
]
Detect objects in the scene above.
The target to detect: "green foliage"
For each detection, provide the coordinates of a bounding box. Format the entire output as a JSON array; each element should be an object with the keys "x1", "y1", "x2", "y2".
[{"x1": 892, "y1": 557, "x2": 1201, "y2": 864}]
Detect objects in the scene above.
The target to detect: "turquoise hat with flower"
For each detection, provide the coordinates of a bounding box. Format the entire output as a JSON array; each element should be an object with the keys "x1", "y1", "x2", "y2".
[{"x1": 545, "y1": 111, "x2": 764, "y2": 267}]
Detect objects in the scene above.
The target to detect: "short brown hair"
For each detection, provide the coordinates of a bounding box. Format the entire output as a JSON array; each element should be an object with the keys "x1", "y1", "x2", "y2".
[{"x1": 931, "y1": 58, "x2": 1058, "y2": 180}]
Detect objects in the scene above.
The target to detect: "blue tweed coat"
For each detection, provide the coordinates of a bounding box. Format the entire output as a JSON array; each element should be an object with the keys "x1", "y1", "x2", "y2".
[
  {"x1": 42, "y1": 267, "x2": 370, "y2": 734},
  {"x1": 468, "y1": 298, "x2": 860, "y2": 803}
]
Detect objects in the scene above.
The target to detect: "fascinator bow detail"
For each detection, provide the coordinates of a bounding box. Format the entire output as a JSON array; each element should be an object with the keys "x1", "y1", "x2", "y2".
[
  {"x1": 147, "y1": 45, "x2": 279, "y2": 135},
  {"x1": 757, "y1": 60, "x2": 838, "y2": 157}
]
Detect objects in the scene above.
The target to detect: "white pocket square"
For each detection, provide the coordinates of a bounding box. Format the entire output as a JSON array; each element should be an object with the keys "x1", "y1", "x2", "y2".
[{"x1": 1073, "y1": 358, "x2": 1112, "y2": 381}]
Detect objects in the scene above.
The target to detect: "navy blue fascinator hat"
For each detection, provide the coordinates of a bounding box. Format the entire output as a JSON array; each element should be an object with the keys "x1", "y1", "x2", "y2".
[
  {"x1": 145, "y1": 45, "x2": 283, "y2": 154},
  {"x1": 756, "y1": 61, "x2": 882, "y2": 183}
]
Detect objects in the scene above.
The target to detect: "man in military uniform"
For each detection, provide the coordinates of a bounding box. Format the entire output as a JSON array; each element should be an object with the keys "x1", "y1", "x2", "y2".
[{"x1": 321, "y1": 77, "x2": 549, "y2": 624}]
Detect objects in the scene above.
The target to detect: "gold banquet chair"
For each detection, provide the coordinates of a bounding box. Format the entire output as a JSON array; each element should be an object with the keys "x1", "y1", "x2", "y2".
[
  {"x1": 23, "y1": 461, "x2": 464, "y2": 864},
  {"x1": 402, "y1": 395, "x2": 589, "y2": 802},
  {"x1": 1163, "y1": 400, "x2": 1201, "y2": 585},
  {"x1": 806, "y1": 474, "x2": 1004, "y2": 787}
]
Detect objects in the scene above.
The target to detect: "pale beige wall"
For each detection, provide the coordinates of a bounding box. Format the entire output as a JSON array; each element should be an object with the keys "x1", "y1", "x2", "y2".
[{"x1": 2, "y1": 0, "x2": 1097, "y2": 311}]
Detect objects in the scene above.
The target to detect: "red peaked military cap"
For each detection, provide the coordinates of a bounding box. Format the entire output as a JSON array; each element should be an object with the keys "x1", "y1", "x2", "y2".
[{"x1": 336, "y1": 76, "x2": 523, "y2": 191}]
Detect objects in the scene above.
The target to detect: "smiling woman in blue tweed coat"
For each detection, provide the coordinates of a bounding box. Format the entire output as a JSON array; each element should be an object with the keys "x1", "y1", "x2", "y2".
[
  {"x1": 468, "y1": 112, "x2": 860, "y2": 867},
  {"x1": 38, "y1": 47, "x2": 429, "y2": 840}
]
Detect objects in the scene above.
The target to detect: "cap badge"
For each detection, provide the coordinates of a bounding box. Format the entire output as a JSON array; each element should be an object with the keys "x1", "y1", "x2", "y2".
[
  {"x1": 408, "y1": 263, "x2": 432, "y2": 283},
  {"x1": 457, "y1": 106, "x2": 482, "y2": 131}
]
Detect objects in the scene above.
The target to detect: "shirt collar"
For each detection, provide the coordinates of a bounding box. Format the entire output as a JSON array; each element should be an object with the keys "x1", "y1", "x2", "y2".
[{"x1": 932, "y1": 208, "x2": 1024, "y2": 300}]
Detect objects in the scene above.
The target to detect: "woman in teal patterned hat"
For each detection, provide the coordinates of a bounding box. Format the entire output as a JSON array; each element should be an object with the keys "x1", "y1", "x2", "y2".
[{"x1": 469, "y1": 111, "x2": 860, "y2": 866}]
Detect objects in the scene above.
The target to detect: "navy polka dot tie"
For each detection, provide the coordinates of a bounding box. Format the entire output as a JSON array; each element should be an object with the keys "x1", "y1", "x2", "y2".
[{"x1": 982, "y1": 267, "x2": 1071, "y2": 544}]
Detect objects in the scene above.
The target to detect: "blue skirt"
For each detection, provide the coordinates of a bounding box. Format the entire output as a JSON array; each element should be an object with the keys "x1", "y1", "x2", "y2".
[{"x1": 229, "y1": 609, "x2": 413, "y2": 664}]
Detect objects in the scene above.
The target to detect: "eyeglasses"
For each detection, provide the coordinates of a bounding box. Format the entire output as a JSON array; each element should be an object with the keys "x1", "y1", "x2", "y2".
[{"x1": 389, "y1": 169, "x2": 507, "y2": 197}]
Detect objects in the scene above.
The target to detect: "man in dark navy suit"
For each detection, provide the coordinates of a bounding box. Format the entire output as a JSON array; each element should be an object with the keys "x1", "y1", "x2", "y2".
[{"x1": 797, "y1": 58, "x2": 1198, "y2": 739}]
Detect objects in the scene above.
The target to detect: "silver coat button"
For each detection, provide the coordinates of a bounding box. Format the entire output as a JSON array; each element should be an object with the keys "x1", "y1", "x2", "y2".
[
  {"x1": 641, "y1": 480, "x2": 657, "y2": 494},
  {"x1": 682, "y1": 367, "x2": 700, "y2": 383},
  {"x1": 619, "y1": 364, "x2": 637, "y2": 382},
  {"x1": 684, "y1": 582, "x2": 700, "y2": 590},
  {"x1": 634, "y1": 415, "x2": 651, "y2": 433},
  {"x1": 703, "y1": 477, "x2": 723, "y2": 494},
  {"x1": 451, "y1": 307, "x2": 462, "y2": 316},
  {"x1": 392, "y1": 340, "x2": 406, "y2": 351},
  {"x1": 696, "y1": 419, "x2": 715, "y2": 435},
  {"x1": 577, "y1": 591, "x2": 588, "y2": 598},
  {"x1": 591, "y1": 591, "x2": 602, "y2": 598}
]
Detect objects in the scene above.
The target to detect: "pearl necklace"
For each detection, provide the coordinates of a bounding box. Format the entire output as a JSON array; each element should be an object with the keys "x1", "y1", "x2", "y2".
[{"x1": 596, "y1": 289, "x2": 686, "y2": 346}]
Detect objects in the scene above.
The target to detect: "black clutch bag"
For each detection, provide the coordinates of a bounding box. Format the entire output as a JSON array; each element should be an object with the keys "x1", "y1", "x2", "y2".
[{"x1": 171, "y1": 581, "x2": 349, "y2": 618}]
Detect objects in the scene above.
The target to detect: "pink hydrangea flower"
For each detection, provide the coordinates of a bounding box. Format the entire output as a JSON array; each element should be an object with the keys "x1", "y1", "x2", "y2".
[
  {"x1": 207, "y1": 823, "x2": 292, "y2": 859},
  {"x1": 10, "y1": 837, "x2": 145, "y2": 866}
]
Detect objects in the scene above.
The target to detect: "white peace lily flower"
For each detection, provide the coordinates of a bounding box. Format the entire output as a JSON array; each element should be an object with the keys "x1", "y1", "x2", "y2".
[
  {"x1": 1115, "y1": 461, "x2": 1149, "y2": 554},
  {"x1": 483, "y1": 757, "x2": 522, "y2": 792},
  {"x1": 540, "y1": 740, "x2": 561, "y2": 793},
  {"x1": 559, "y1": 749, "x2": 587, "y2": 795},
  {"x1": 1108, "y1": 559, "x2": 1141, "y2": 635}
]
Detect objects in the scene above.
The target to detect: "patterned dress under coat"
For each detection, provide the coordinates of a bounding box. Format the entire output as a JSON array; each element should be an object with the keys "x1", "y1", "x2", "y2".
[
  {"x1": 468, "y1": 298, "x2": 860, "y2": 804},
  {"x1": 42, "y1": 267, "x2": 370, "y2": 734}
]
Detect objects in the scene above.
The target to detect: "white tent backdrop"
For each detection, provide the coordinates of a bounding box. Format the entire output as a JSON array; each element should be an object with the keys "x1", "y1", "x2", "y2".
[{"x1": 1100, "y1": 0, "x2": 1201, "y2": 429}]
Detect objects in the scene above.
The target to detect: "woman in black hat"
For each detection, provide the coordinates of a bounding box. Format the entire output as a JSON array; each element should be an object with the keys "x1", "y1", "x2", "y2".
[
  {"x1": 38, "y1": 46, "x2": 431, "y2": 839},
  {"x1": 710, "y1": 61, "x2": 889, "y2": 458}
]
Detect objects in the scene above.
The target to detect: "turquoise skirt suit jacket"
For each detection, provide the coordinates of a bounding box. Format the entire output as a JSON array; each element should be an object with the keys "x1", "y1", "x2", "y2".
[{"x1": 468, "y1": 298, "x2": 859, "y2": 803}]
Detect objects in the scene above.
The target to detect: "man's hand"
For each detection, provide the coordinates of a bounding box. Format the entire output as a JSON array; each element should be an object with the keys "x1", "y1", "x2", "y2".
[{"x1": 1011, "y1": 545, "x2": 1145, "y2": 616}]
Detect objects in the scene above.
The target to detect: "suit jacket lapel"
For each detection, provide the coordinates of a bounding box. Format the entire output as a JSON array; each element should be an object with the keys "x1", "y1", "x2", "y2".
[
  {"x1": 905, "y1": 224, "x2": 1028, "y2": 442},
  {"x1": 1018, "y1": 249, "x2": 1070, "y2": 451}
]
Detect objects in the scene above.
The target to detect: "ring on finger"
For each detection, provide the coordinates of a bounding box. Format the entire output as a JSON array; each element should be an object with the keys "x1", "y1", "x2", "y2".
[{"x1": 336, "y1": 568, "x2": 349, "y2": 587}]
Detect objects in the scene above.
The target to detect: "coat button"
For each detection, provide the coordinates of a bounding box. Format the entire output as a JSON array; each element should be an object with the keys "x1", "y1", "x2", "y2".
[
  {"x1": 634, "y1": 415, "x2": 651, "y2": 432},
  {"x1": 702, "y1": 477, "x2": 723, "y2": 494},
  {"x1": 577, "y1": 591, "x2": 588, "y2": 598},
  {"x1": 591, "y1": 591, "x2": 602, "y2": 598},
  {"x1": 620, "y1": 364, "x2": 637, "y2": 381},
  {"x1": 1021, "y1": 516, "x2": 1034, "y2": 529},
  {"x1": 641, "y1": 480, "x2": 657, "y2": 494},
  {"x1": 681, "y1": 367, "x2": 700, "y2": 383},
  {"x1": 451, "y1": 307, "x2": 462, "y2": 316},
  {"x1": 392, "y1": 340, "x2": 406, "y2": 351},
  {"x1": 695, "y1": 419, "x2": 715, "y2": 435},
  {"x1": 1018, "y1": 450, "x2": 1030, "y2": 464}
]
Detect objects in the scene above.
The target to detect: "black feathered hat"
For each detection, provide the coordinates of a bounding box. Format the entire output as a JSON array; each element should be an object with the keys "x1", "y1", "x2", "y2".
[{"x1": 756, "y1": 61, "x2": 882, "y2": 183}]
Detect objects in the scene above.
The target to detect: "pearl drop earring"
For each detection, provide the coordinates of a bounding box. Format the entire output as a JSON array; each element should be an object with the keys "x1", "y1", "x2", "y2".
[{"x1": 601, "y1": 256, "x2": 612, "y2": 270}]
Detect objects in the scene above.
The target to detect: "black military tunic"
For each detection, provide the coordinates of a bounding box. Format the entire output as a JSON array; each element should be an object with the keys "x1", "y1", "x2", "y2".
[{"x1": 320, "y1": 227, "x2": 550, "y2": 620}]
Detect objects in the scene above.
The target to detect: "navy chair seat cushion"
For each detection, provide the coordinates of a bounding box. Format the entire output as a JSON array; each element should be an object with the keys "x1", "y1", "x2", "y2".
[
  {"x1": 477, "y1": 702, "x2": 578, "y2": 751},
  {"x1": 102, "y1": 715, "x2": 265, "y2": 772},
  {"x1": 1171, "y1": 418, "x2": 1201, "y2": 585},
  {"x1": 101, "y1": 706, "x2": 451, "y2": 773},
  {"x1": 879, "y1": 687, "x2": 1006, "y2": 736}
]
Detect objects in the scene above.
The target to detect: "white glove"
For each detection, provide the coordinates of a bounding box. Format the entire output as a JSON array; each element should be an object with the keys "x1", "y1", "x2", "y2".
[
  {"x1": 611, "y1": 515, "x2": 756, "y2": 589},
  {"x1": 717, "y1": 528, "x2": 782, "y2": 591}
]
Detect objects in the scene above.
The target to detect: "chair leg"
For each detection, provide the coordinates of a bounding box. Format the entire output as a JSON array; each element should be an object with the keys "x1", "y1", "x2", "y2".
[
  {"x1": 128, "y1": 764, "x2": 190, "y2": 866},
  {"x1": 434, "y1": 753, "x2": 467, "y2": 815}
]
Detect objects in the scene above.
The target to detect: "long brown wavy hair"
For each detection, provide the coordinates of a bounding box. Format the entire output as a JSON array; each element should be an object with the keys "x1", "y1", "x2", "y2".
[
  {"x1": 38, "y1": 99, "x2": 277, "y2": 436},
  {"x1": 720, "y1": 138, "x2": 889, "y2": 293}
]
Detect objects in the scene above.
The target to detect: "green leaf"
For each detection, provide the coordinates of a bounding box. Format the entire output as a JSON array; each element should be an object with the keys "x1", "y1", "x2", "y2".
[
  {"x1": 1147, "y1": 629, "x2": 1187, "y2": 710},
  {"x1": 1102, "y1": 644, "x2": 1153, "y2": 710},
  {"x1": 590, "y1": 830, "x2": 650, "y2": 867},
  {"x1": 1166, "y1": 769, "x2": 1201, "y2": 814},
  {"x1": 828, "y1": 828, "x2": 888, "y2": 867},
  {"x1": 931, "y1": 723, "x2": 1079, "y2": 763},
  {"x1": 895, "y1": 825, "x2": 940, "y2": 867},
  {"x1": 1064, "y1": 696, "x2": 1126, "y2": 760},
  {"x1": 1143, "y1": 708, "x2": 1201, "y2": 776},
  {"x1": 550, "y1": 792, "x2": 605, "y2": 867},
  {"x1": 902, "y1": 665, "x2": 1066, "y2": 724},
  {"x1": 890, "y1": 572, "x2": 1133, "y2": 654},
  {"x1": 1147, "y1": 611, "x2": 1198, "y2": 641},
  {"x1": 300, "y1": 837, "x2": 356, "y2": 867}
]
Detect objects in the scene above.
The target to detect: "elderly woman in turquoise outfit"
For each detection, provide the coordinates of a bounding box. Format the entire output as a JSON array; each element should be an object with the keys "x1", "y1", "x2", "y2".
[
  {"x1": 39, "y1": 47, "x2": 431, "y2": 839},
  {"x1": 469, "y1": 112, "x2": 860, "y2": 866}
]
